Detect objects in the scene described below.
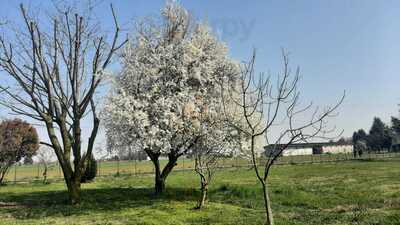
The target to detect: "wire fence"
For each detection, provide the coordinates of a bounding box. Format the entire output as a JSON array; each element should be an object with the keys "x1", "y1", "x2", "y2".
[{"x1": 4, "y1": 152, "x2": 400, "y2": 184}]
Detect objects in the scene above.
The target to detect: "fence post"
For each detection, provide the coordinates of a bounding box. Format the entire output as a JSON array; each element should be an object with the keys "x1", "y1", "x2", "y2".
[
  {"x1": 14, "y1": 164, "x2": 17, "y2": 184},
  {"x1": 58, "y1": 162, "x2": 61, "y2": 177},
  {"x1": 98, "y1": 161, "x2": 101, "y2": 176},
  {"x1": 131, "y1": 159, "x2": 133, "y2": 176},
  {"x1": 117, "y1": 159, "x2": 120, "y2": 175},
  {"x1": 135, "y1": 159, "x2": 137, "y2": 175}
]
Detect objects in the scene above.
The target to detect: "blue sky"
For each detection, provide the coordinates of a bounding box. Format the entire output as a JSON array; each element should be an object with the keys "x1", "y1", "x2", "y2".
[{"x1": 0, "y1": 0, "x2": 399, "y2": 150}]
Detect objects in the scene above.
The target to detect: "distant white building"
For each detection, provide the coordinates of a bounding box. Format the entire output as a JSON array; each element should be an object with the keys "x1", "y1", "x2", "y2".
[
  {"x1": 264, "y1": 142, "x2": 353, "y2": 157},
  {"x1": 282, "y1": 147, "x2": 313, "y2": 156},
  {"x1": 322, "y1": 144, "x2": 353, "y2": 154}
]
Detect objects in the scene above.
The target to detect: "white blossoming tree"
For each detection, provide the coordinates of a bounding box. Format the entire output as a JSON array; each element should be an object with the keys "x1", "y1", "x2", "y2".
[{"x1": 103, "y1": 1, "x2": 238, "y2": 194}]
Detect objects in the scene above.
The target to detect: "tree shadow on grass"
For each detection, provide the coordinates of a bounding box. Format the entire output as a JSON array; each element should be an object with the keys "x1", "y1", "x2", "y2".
[{"x1": 0, "y1": 186, "x2": 200, "y2": 220}]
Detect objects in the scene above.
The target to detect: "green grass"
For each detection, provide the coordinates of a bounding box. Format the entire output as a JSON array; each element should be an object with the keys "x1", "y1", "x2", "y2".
[
  {"x1": 0, "y1": 158, "x2": 400, "y2": 224},
  {"x1": 6, "y1": 153, "x2": 397, "y2": 183}
]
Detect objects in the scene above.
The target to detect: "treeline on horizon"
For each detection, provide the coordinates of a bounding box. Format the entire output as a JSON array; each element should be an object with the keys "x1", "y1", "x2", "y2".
[{"x1": 351, "y1": 116, "x2": 400, "y2": 154}]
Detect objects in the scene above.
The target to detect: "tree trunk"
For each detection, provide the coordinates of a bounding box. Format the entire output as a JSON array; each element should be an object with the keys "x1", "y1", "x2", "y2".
[
  {"x1": 262, "y1": 183, "x2": 274, "y2": 225},
  {"x1": 150, "y1": 156, "x2": 164, "y2": 194},
  {"x1": 57, "y1": 159, "x2": 83, "y2": 205},
  {"x1": 0, "y1": 171, "x2": 6, "y2": 184},
  {"x1": 197, "y1": 180, "x2": 208, "y2": 209},
  {"x1": 66, "y1": 178, "x2": 81, "y2": 205},
  {"x1": 61, "y1": 161, "x2": 82, "y2": 205},
  {"x1": 147, "y1": 151, "x2": 178, "y2": 194},
  {"x1": 155, "y1": 155, "x2": 178, "y2": 194},
  {"x1": 155, "y1": 174, "x2": 165, "y2": 194},
  {"x1": 0, "y1": 165, "x2": 10, "y2": 184}
]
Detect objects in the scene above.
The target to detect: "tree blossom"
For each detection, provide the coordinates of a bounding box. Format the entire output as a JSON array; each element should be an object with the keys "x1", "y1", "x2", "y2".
[{"x1": 103, "y1": 1, "x2": 239, "y2": 193}]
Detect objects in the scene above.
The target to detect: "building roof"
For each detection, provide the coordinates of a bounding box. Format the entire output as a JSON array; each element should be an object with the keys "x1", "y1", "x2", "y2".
[{"x1": 264, "y1": 142, "x2": 353, "y2": 150}]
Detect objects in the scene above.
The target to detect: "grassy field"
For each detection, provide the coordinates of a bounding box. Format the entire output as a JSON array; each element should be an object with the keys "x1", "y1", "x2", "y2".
[
  {"x1": 5, "y1": 152, "x2": 398, "y2": 183},
  {"x1": 0, "y1": 158, "x2": 400, "y2": 224}
]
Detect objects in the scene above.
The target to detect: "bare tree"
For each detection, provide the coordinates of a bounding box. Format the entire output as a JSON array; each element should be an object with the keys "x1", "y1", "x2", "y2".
[
  {"x1": 193, "y1": 138, "x2": 224, "y2": 209},
  {"x1": 192, "y1": 104, "x2": 238, "y2": 209},
  {"x1": 224, "y1": 50, "x2": 344, "y2": 225},
  {"x1": 0, "y1": 4, "x2": 126, "y2": 204}
]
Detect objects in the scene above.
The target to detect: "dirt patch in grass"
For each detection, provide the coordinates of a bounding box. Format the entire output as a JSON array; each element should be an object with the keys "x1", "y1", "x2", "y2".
[
  {"x1": 322, "y1": 204, "x2": 360, "y2": 213},
  {"x1": 379, "y1": 184, "x2": 400, "y2": 196},
  {"x1": 0, "y1": 202, "x2": 26, "y2": 208},
  {"x1": 383, "y1": 198, "x2": 400, "y2": 208}
]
